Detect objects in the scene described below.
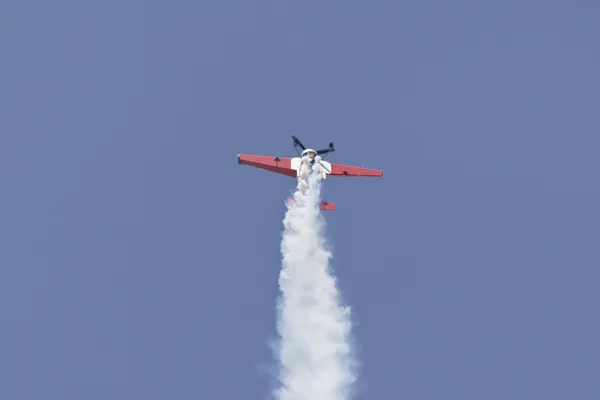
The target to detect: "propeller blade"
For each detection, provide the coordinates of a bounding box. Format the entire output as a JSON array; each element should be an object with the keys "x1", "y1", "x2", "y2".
[{"x1": 291, "y1": 135, "x2": 306, "y2": 150}]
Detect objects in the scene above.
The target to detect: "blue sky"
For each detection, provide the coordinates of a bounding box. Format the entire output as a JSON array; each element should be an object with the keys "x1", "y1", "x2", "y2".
[{"x1": 2, "y1": 1, "x2": 599, "y2": 399}]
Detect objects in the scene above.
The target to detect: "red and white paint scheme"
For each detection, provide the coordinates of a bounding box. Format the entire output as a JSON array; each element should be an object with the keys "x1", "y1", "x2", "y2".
[{"x1": 238, "y1": 136, "x2": 383, "y2": 211}]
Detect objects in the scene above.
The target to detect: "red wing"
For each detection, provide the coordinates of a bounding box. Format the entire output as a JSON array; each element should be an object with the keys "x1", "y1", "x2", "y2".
[
  {"x1": 238, "y1": 154, "x2": 297, "y2": 177},
  {"x1": 329, "y1": 162, "x2": 383, "y2": 177}
]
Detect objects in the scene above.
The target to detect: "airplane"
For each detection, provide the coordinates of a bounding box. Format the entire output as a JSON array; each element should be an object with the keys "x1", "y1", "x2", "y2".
[{"x1": 237, "y1": 135, "x2": 384, "y2": 211}]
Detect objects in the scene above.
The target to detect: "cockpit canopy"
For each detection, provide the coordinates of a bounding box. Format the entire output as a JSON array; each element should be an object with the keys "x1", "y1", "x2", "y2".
[{"x1": 301, "y1": 148, "x2": 317, "y2": 158}]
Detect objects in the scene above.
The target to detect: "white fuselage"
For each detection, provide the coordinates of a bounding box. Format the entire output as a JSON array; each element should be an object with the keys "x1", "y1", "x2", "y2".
[{"x1": 291, "y1": 155, "x2": 331, "y2": 179}]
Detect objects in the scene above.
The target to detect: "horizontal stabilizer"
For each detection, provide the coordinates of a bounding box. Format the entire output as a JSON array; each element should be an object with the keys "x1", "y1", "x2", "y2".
[
  {"x1": 287, "y1": 198, "x2": 337, "y2": 211},
  {"x1": 319, "y1": 201, "x2": 336, "y2": 211}
]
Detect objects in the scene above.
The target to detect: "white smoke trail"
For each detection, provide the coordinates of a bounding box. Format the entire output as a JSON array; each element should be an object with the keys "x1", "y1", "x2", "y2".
[{"x1": 273, "y1": 157, "x2": 358, "y2": 400}]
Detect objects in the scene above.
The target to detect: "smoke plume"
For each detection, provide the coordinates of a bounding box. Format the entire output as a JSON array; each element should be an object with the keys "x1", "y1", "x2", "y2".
[{"x1": 273, "y1": 157, "x2": 358, "y2": 400}]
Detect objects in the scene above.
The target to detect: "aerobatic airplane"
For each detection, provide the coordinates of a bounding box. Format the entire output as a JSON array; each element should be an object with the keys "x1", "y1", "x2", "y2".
[{"x1": 237, "y1": 136, "x2": 383, "y2": 211}]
